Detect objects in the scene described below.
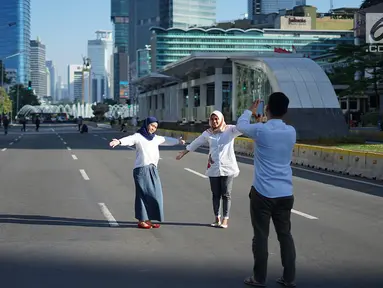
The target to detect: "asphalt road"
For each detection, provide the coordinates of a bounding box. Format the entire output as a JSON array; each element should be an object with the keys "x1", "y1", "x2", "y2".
[{"x1": 0, "y1": 124, "x2": 382, "y2": 288}]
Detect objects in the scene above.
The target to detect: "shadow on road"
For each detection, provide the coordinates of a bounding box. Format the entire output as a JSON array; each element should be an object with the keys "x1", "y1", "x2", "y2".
[
  {"x1": 0, "y1": 251, "x2": 381, "y2": 288},
  {"x1": 0, "y1": 214, "x2": 210, "y2": 228}
]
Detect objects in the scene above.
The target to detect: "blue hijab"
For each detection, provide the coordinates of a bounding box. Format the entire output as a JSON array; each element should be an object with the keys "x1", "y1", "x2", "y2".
[{"x1": 137, "y1": 116, "x2": 158, "y2": 141}]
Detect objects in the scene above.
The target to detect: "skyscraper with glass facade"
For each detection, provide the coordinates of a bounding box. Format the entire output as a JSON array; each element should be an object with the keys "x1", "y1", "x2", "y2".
[
  {"x1": 160, "y1": 0, "x2": 216, "y2": 29},
  {"x1": 111, "y1": 0, "x2": 130, "y2": 101},
  {"x1": 248, "y1": 0, "x2": 305, "y2": 19},
  {"x1": 0, "y1": 0, "x2": 31, "y2": 85}
]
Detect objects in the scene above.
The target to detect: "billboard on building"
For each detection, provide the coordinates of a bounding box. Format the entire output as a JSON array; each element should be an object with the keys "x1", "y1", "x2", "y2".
[
  {"x1": 119, "y1": 81, "x2": 129, "y2": 99},
  {"x1": 279, "y1": 16, "x2": 311, "y2": 30}
]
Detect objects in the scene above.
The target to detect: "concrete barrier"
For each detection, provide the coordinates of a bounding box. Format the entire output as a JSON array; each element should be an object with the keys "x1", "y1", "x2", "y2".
[{"x1": 154, "y1": 128, "x2": 383, "y2": 181}]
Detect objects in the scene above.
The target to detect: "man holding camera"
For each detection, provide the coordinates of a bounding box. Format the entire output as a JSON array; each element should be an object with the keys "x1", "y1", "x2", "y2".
[{"x1": 236, "y1": 92, "x2": 297, "y2": 287}]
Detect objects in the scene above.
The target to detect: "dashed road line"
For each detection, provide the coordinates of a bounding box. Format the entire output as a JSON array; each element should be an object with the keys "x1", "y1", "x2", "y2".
[
  {"x1": 98, "y1": 203, "x2": 119, "y2": 227},
  {"x1": 183, "y1": 167, "x2": 318, "y2": 220},
  {"x1": 184, "y1": 168, "x2": 208, "y2": 179},
  {"x1": 1, "y1": 148, "x2": 7, "y2": 151},
  {"x1": 71, "y1": 154, "x2": 78, "y2": 160},
  {"x1": 67, "y1": 147, "x2": 71, "y2": 151},
  {"x1": 291, "y1": 209, "x2": 318, "y2": 220},
  {"x1": 79, "y1": 169, "x2": 90, "y2": 180},
  {"x1": 9, "y1": 142, "x2": 13, "y2": 146},
  {"x1": 102, "y1": 137, "x2": 107, "y2": 140}
]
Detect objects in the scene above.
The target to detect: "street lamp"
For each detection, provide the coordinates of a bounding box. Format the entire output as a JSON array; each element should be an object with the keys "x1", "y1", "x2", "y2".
[{"x1": 0, "y1": 51, "x2": 24, "y2": 87}]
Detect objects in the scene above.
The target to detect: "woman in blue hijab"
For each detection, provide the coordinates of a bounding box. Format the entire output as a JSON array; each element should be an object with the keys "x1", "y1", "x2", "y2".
[{"x1": 110, "y1": 117, "x2": 185, "y2": 229}]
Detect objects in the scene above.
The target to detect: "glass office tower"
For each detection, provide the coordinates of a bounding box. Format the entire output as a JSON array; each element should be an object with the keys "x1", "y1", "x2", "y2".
[
  {"x1": 160, "y1": 0, "x2": 216, "y2": 29},
  {"x1": 111, "y1": 0, "x2": 130, "y2": 101},
  {"x1": 0, "y1": 0, "x2": 31, "y2": 85}
]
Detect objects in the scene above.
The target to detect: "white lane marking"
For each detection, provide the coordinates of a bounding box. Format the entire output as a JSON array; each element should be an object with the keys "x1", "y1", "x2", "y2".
[
  {"x1": 196, "y1": 146, "x2": 383, "y2": 189},
  {"x1": 63, "y1": 142, "x2": 67, "y2": 144},
  {"x1": 291, "y1": 209, "x2": 318, "y2": 220},
  {"x1": 51, "y1": 128, "x2": 55, "y2": 131},
  {"x1": 182, "y1": 166, "x2": 318, "y2": 219},
  {"x1": 102, "y1": 137, "x2": 107, "y2": 140},
  {"x1": 71, "y1": 154, "x2": 78, "y2": 160},
  {"x1": 14, "y1": 139, "x2": 18, "y2": 142},
  {"x1": 159, "y1": 157, "x2": 162, "y2": 160},
  {"x1": 94, "y1": 134, "x2": 98, "y2": 137},
  {"x1": 292, "y1": 166, "x2": 383, "y2": 188},
  {"x1": 98, "y1": 203, "x2": 119, "y2": 227},
  {"x1": 184, "y1": 168, "x2": 208, "y2": 179},
  {"x1": 9, "y1": 142, "x2": 13, "y2": 145},
  {"x1": 66, "y1": 147, "x2": 71, "y2": 151},
  {"x1": 79, "y1": 169, "x2": 90, "y2": 180},
  {"x1": 1, "y1": 148, "x2": 7, "y2": 151}
]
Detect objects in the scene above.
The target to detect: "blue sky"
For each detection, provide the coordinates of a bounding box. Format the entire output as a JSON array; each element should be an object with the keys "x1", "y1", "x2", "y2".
[{"x1": 31, "y1": 0, "x2": 363, "y2": 82}]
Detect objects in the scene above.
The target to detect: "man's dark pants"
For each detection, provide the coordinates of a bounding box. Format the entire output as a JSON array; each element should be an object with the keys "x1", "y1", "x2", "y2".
[{"x1": 249, "y1": 186, "x2": 296, "y2": 284}]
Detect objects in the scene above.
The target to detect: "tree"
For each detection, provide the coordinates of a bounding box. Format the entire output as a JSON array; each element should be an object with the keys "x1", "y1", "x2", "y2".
[
  {"x1": 0, "y1": 87, "x2": 12, "y2": 114},
  {"x1": 91, "y1": 103, "x2": 109, "y2": 121},
  {"x1": 327, "y1": 43, "x2": 383, "y2": 109},
  {"x1": 360, "y1": 0, "x2": 382, "y2": 9},
  {"x1": 8, "y1": 84, "x2": 40, "y2": 116},
  {"x1": 103, "y1": 98, "x2": 117, "y2": 106}
]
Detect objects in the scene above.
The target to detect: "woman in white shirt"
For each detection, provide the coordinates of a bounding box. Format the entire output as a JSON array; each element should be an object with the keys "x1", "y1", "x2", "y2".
[
  {"x1": 176, "y1": 111, "x2": 242, "y2": 228},
  {"x1": 110, "y1": 116, "x2": 185, "y2": 229}
]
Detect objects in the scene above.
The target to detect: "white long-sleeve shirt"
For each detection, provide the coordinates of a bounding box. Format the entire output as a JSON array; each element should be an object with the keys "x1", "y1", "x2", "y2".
[
  {"x1": 119, "y1": 133, "x2": 179, "y2": 168},
  {"x1": 186, "y1": 125, "x2": 242, "y2": 177}
]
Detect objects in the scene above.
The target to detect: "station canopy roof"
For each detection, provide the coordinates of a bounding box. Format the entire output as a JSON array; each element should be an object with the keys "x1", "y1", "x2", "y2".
[{"x1": 132, "y1": 52, "x2": 305, "y2": 92}]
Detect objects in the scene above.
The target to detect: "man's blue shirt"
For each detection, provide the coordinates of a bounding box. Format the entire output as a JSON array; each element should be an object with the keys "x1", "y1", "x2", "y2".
[{"x1": 236, "y1": 110, "x2": 296, "y2": 198}]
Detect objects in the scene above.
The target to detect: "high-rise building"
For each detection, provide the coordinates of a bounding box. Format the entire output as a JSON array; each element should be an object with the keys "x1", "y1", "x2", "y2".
[
  {"x1": 88, "y1": 30, "x2": 113, "y2": 103},
  {"x1": 46, "y1": 60, "x2": 56, "y2": 101},
  {"x1": 30, "y1": 38, "x2": 47, "y2": 96},
  {"x1": 0, "y1": 0, "x2": 31, "y2": 85},
  {"x1": 111, "y1": 0, "x2": 130, "y2": 102},
  {"x1": 46, "y1": 67, "x2": 51, "y2": 97},
  {"x1": 248, "y1": 0, "x2": 305, "y2": 19},
  {"x1": 56, "y1": 75, "x2": 63, "y2": 101},
  {"x1": 67, "y1": 65, "x2": 83, "y2": 102},
  {"x1": 159, "y1": 0, "x2": 216, "y2": 29},
  {"x1": 111, "y1": 0, "x2": 218, "y2": 101}
]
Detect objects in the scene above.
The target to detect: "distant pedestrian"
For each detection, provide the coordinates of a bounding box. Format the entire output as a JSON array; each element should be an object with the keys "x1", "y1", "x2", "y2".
[
  {"x1": 3, "y1": 116, "x2": 9, "y2": 135},
  {"x1": 35, "y1": 116, "x2": 40, "y2": 132},
  {"x1": 236, "y1": 92, "x2": 297, "y2": 287},
  {"x1": 109, "y1": 116, "x2": 185, "y2": 229},
  {"x1": 176, "y1": 110, "x2": 242, "y2": 228}
]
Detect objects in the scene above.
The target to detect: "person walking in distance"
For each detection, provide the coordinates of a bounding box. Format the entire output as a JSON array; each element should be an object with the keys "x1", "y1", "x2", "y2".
[
  {"x1": 109, "y1": 116, "x2": 185, "y2": 229},
  {"x1": 236, "y1": 92, "x2": 296, "y2": 287},
  {"x1": 176, "y1": 110, "x2": 242, "y2": 228},
  {"x1": 3, "y1": 115, "x2": 9, "y2": 135}
]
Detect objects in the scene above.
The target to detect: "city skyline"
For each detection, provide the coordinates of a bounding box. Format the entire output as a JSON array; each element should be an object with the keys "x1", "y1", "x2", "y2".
[{"x1": 31, "y1": 0, "x2": 363, "y2": 83}]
